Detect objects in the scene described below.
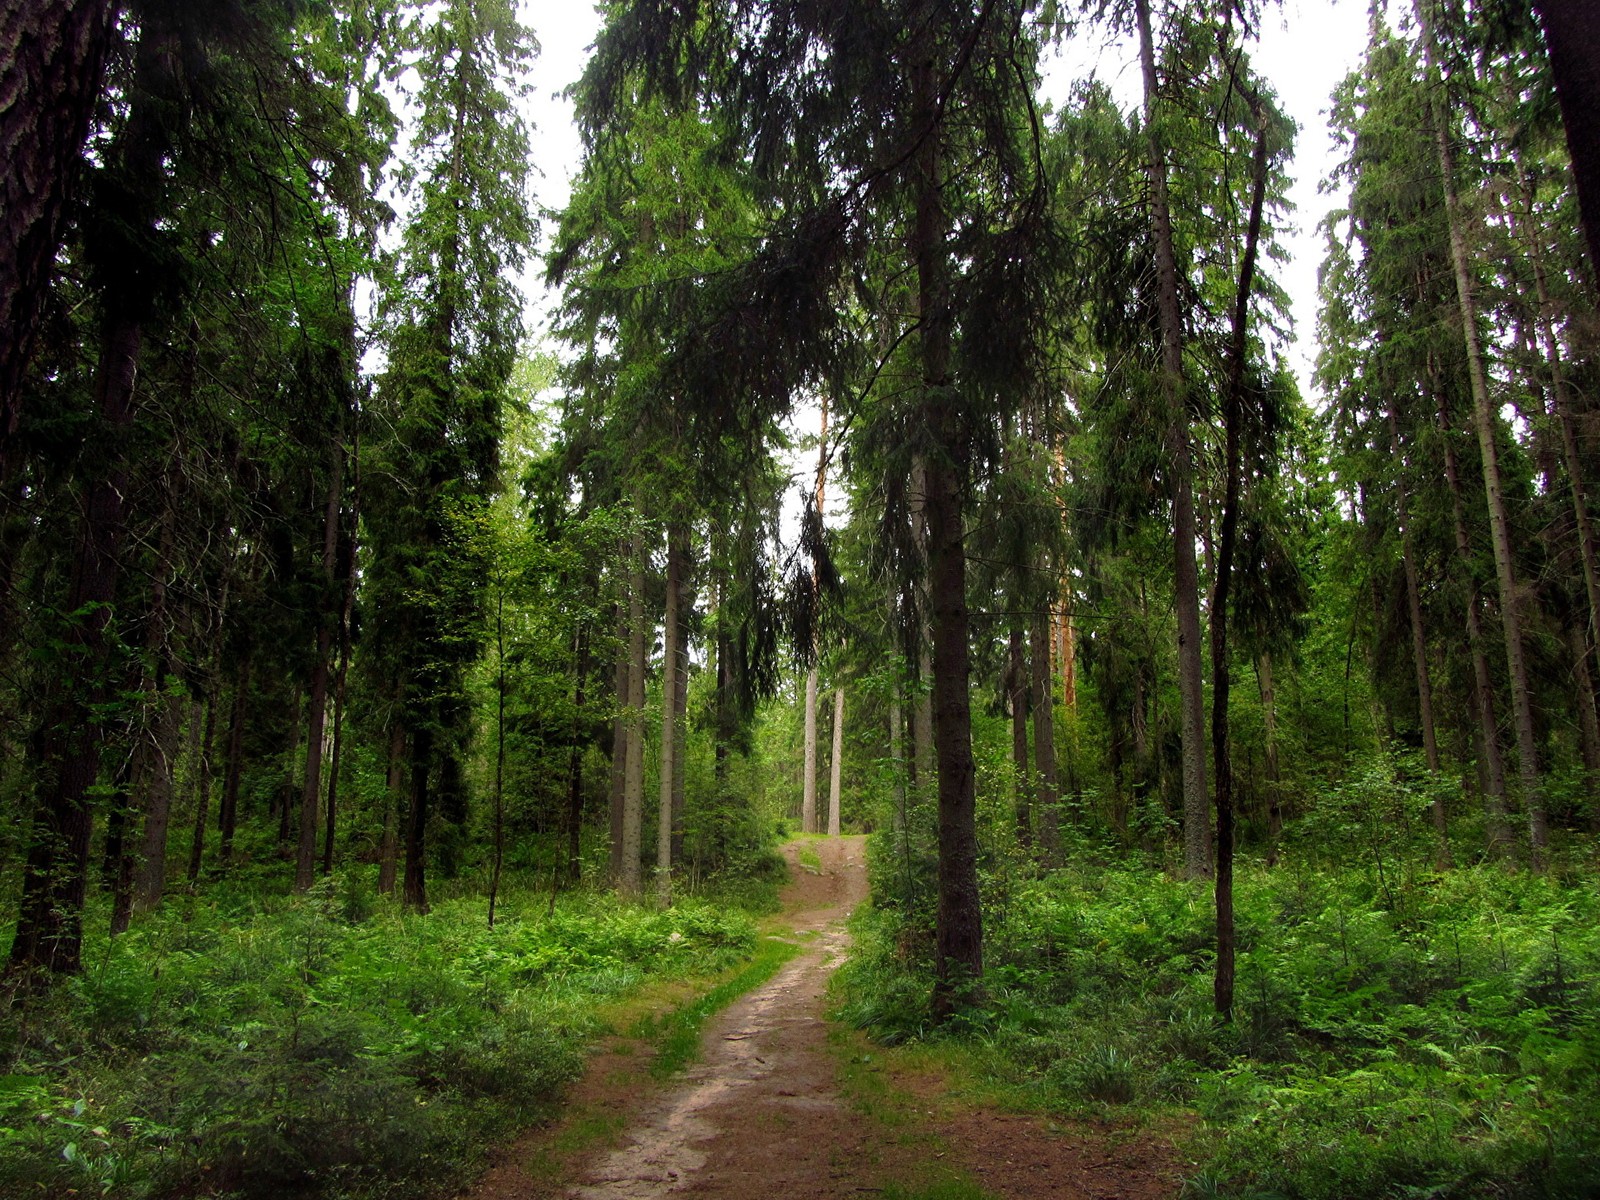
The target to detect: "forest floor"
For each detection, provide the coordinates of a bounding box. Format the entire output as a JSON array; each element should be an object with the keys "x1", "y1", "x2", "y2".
[{"x1": 461, "y1": 836, "x2": 1186, "y2": 1200}]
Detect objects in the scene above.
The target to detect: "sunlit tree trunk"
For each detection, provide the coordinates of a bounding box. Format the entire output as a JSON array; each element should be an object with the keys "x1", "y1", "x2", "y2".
[{"x1": 828, "y1": 687, "x2": 844, "y2": 836}]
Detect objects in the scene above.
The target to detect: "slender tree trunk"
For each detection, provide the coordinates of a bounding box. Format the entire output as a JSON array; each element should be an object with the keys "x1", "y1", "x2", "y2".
[
  {"x1": 657, "y1": 528, "x2": 683, "y2": 906},
  {"x1": 1258, "y1": 653, "x2": 1283, "y2": 866},
  {"x1": 1030, "y1": 614, "x2": 1061, "y2": 858},
  {"x1": 377, "y1": 718, "x2": 404, "y2": 895},
  {"x1": 1389, "y1": 401, "x2": 1451, "y2": 867},
  {"x1": 1009, "y1": 626, "x2": 1032, "y2": 848},
  {"x1": 621, "y1": 536, "x2": 646, "y2": 899},
  {"x1": 133, "y1": 688, "x2": 182, "y2": 910},
  {"x1": 1419, "y1": 5, "x2": 1548, "y2": 866},
  {"x1": 609, "y1": 600, "x2": 628, "y2": 884},
  {"x1": 1136, "y1": 0, "x2": 1209, "y2": 880},
  {"x1": 909, "y1": 456, "x2": 936, "y2": 794},
  {"x1": 296, "y1": 443, "x2": 343, "y2": 892},
  {"x1": 671, "y1": 578, "x2": 689, "y2": 864},
  {"x1": 1210, "y1": 109, "x2": 1270, "y2": 1019},
  {"x1": 1439, "y1": 398, "x2": 1515, "y2": 855},
  {"x1": 802, "y1": 666, "x2": 820, "y2": 832},
  {"x1": 567, "y1": 623, "x2": 589, "y2": 886},
  {"x1": 187, "y1": 691, "x2": 218, "y2": 884},
  {"x1": 489, "y1": 590, "x2": 506, "y2": 927},
  {"x1": 828, "y1": 687, "x2": 845, "y2": 836},
  {"x1": 219, "y1": 657, "x2": 250, "y2": 866}
]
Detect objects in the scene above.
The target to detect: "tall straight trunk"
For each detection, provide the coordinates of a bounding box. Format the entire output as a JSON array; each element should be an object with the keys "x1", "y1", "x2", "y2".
[
  {"x1": 133, "y1": 688, "x2": 182, "y2": 910},
  {"x1": 377, "y1": 718, "x2": 404, "y2": 894},
  {"x1": 609, "y1": 600, "x2": 628, "y2": 884},
  {"x1": 827, "y1": 687, "x2": 845, "y2": 836},
  {"x1": 219, "y1": 657, "x2": 250, "y2": 865},
  {"x1": 889, "y1": 682, "x2": 906, "y2": 833},
  {"x1": 403, "y1": 723, "x2": 432, "y2": 912},
  {"x1": 802, "y1": 667, "x2": 820, "y2": 831},
  {"x1": 567, "y1": 623, "x2": 590, "y2": 886},
  {"x1": 1532, "y1": 0, "x2": 1600, "y2": 282},
  {"x1": 1388, "y1": 401, "x2": 1451, "y2": 866},
  {"x1": 910, "y1": 456, "x2": 936, "y2": 792},
  {"x1": 1257, "y1": 653, "x2": 1283, "y2": 865},
  {"x1": 1136, "y1": 0, "x2": 1209, "y2": 880},
  {"x1": 275, "y1": 690, "x2": 302, "y2": 846},
  {"x1": 657, "y1": 528, "x2": 683, "y2": 906},
  {"x1": 1210, "y1": 109, "x2": 1270, "y2": 1020},
  {"x1": 1030, "y1": 615, "x2": 1060, "y2": 857},
  {"x1": 1567, "y1": 619, "x2": 1600, "y2": 791},
  {"x1": 323, "y1": 437, "x2": 358, "y2": 876},
  {"x1": 297, "y1": 442, "x2": 343, "y2": 891},
  {"x1": 1439, "y1": 399, "x2": 1515, "y2": 855},
  {"x1": 0, "y1": 0, "x2": 119, "y2": 461},
  {"x1": 489, "y1": 590, "x2": 507, "y2": 927},
  {"x1": 105, "y1": 743, "x2": 137, "y2": 936},
  {"x1": 187, "y1": 691, "x2": 218, "y2": 884},
  {"x1": 671, "y1": 574, "x2": 689, "y2": 862},
  {"x1": 1419, "y1": 5, "x2": 1548, "y2": 866},
  {"x1": 621, "y1": 538, "x2": 646, "y2": 899},
  {"x1": 1009, "y1": 626, "x2": 1032, "y2": 848},
  {"x1": 911, "y1": 21, "x2": 981, "y2": 1000}
]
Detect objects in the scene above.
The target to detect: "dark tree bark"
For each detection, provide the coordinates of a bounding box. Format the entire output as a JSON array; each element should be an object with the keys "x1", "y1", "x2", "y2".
[
  {"x1": 0, "y1": 0, "x2": 120, "y2": 473},
  {"x1": 566, "y1": 623, "x2": 590, "y2": 886},
  {"x1": 377, "y1": 716, "x2": 404, "y2": 894},
  {"x1": 1029, "y1": 614, "x2": 1060, "y2": 859},
  {"x1": 1008, "y1": 626, "x2": 1032, "y2": 848},
  {"x1": 608, "y1": 599, "x2": 628, "y2": 885},
  {"x1": 218, "y1": 657, "x2": 250, "y2": 865},
  {"x1": 1534, "y1": 0, "x2": 1600, "y2": 284},
  {"x1": 187, "y1": 691, "x2": 218, "y2": 884},
  {"x1": 296, "y1": 439, "x2": 344, "y2": 891},
  {"x1": 403, "y1": 723, "x2": 432, "y2": 912}
]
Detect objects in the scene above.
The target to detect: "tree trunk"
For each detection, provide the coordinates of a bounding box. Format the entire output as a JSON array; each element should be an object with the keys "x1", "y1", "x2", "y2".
[
  {"x1": 657, "y1": 527, "x2": 683, "y2": 906},
  {"x1": 133, "y1": 688, "x2": 182, "y2": 910},
  {"x1": 1009, "y1": 626, "x2": 1032, "y2": 848},
  {"x1": 802, "y1": 666, "x2": 820, "y2": 832},
  {"x1": 1258, "y1": 653, "x2": 1283, "y2": 866},
  {"x1": 1533, "y1": 0, "x2": 1600, "y2": 284},
  {"x1": 1389, "y1": 401, "x2": 1450, "y2": 867},
  {"x1": 1030, "y1": 614, "x2": 1061, "y2": 858},
  {"x1": 621, "y1": 537, "x2": 646, "y2": 899},
  {"x1": 671, "y1": 577, "x2": 689, "y2": 864},
  {"x1": 1419, "y1": 5, "x2": 1548, "y2": 866},
  {"x1": 609, "y1": 600, "x2": 628, "y2": 884},
  {"x1": 219, "y1": 657, "x2": 250, "y2": 866},
  {"x1": 489, "y1": 590, "x2": 506, "y2": 927},
  {"x1": 0, "y1": 0, "x2": 120, "y2": 466},
  {"x1": 297, "y1": 441, "x2": 344, "y2": 892},
  {"x1": 377, "y1": 717, "x2": 404, "y2": 894},
  {"x1": 187, "y1": 691, "x2": 218, "y2": 884},
  {"x1": 403, "y1": 722, "x2": 431, "y2": 912},
  {"x1": 1439, "y1": 399, "x2": 1515, "y2": 856},
  {"x1": 828, "y1": 687, "x2": 845, "y2": 836},
  {"x1": 567, "y1": 623, "x2": 589, "y2": 886},
  {"x1": 1136, "y1": 0, "x2": 1209, "y2": 880}
]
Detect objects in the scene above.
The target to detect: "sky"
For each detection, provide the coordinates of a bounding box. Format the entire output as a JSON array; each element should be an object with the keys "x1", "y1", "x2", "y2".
[{"x1": 514, "y1": 0, "x2": 1374, "y2": 515}]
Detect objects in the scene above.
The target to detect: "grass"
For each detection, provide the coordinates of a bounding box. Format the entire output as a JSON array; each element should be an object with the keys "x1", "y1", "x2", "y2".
[{"x1": 639, "y1": 934, "x2": 801, "y2": 1077}]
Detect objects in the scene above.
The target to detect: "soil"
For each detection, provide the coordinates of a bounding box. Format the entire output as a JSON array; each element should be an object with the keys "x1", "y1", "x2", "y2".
[{"x1": 462, "y1": 837, "x2": 1185, "y2": 1199}]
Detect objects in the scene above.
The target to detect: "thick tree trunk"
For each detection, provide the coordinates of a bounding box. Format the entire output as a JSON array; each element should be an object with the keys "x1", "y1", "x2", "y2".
[
  {"x1": 1030, "y1": 615, "x2": 1060, "y2": 858},
  {"x1": 657, "y1": 528, "x2": 683, "y2": 906},
  {"x1": 1009, "y1": 626, "x2": 1032, "y2": 848},
  {"x1": 1420, "y1": 8, "x2": 1548, "y2": 866},
  {"x1": 0, "y1": 0, "x2": 120, "y2": 467},
  {"x1": 1533, "y1": 0, "x2": 1600, "y2": 284},
  {"x1": 828, "y1": 687, "x2": 845, "y2": 836},
  {"x1": 297, "y1": 442, "x2": 343, "y2": 892},
  {"x1": 1136, "y1": 0, "x2": 1209, "y2": 880}
]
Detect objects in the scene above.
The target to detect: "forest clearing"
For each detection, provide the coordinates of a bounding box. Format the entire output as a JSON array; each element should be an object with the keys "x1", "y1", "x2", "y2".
[{"x1": 3, "y1": 0, "x2": 1600, "y2": 1198}]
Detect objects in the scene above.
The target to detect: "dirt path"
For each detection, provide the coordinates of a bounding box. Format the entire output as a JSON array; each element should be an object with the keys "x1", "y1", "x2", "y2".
[{"x1": 465, "y1": 837, "x2": 1184, "y2": 1200}]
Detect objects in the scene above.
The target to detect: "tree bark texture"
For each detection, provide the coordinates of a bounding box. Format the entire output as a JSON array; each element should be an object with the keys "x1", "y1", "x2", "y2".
[
  {"x1": 1009, "y1": 626, "x2": 1032, "y2": 847},
  {"x1": 1533, "y1": 0, "x2": 1600, "y2": 284},
  {"x1": 0, "y1": 0, "x2": 120, "y2": 471},
  {"x1": 657, "y1": 528, "x2": 683, "y2": 906},
  {"x1": 828, "y1": 687, "x2": 844, "y2": 837},
  {"x1": 609, "y1": 600, "x2": 628, "y2": 884},
  {"x1": 297, "y1": 441, "x2": 344, "y2": 891},
  {"x1": 1030, "y1": 614, "x2": 1060, "y2": 858},
  {"x1": 621, "y1": 540, "x2": 646, "y2": 899},
  {"x1": 802, "y1": 665, "x2": 820, "y2": 832},
  {"x1": 1136, "y1": 0, "x2": 1210, "y2": 880}
]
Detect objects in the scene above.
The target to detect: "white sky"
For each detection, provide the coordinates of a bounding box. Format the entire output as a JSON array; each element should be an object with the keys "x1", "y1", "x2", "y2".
[{"x1": 514, "y1": 0, "x2": 1372, "y2": 523}]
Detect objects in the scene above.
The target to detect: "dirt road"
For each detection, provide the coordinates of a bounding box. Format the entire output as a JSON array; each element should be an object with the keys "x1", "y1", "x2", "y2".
[{"x1": 467, "y1": 836, "x2": 1183, "y2": 1199}]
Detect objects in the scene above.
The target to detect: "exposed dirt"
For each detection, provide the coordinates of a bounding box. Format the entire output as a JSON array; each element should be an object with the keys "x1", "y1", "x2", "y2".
[{"x1": 462, "y1": 837, "x2": 1185, "y2": 1199}]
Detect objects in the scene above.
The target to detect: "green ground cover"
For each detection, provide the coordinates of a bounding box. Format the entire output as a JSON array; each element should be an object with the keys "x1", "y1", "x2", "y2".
[
  {"x1": 839, "y1": 833, "x2": 1600, "y2": 1199},
  {"x1": 0, "y1": 862, "x2": 782, "y2": 1200}
]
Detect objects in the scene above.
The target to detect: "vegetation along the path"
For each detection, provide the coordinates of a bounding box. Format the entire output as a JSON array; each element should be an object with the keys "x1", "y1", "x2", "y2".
[{"x1": 3, "y1": 1, "x2": 1600, "y2": 1198}]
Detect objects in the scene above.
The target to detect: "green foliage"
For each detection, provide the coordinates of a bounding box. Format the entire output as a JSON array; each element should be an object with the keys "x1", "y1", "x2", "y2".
[
  {"x1": 0, "y1": 876, "x2": 759, "y2": 1199},
  {"x1": 841, "y1": 829, "x2": 1600, "y2": 1199}
]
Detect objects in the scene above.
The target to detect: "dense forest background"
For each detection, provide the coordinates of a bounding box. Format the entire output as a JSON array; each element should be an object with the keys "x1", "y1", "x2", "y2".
[{"x1": 2, "y1": 0, "x2": 1599, "y2": 1196}]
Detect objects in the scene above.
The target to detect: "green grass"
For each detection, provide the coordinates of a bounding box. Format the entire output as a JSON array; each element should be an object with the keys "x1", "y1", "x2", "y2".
[{"x1": 640, "y1": 934, "x2": 801, "y2": 1077}]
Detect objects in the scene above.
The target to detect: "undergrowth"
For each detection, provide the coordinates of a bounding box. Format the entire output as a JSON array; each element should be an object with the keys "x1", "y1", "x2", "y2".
[
  {"x1": 839, "y1": 829, "x2": 1600, "y2": 1199},
  {"x1": 0, "y1": 873, "x2": 762, "y2": 1200}
]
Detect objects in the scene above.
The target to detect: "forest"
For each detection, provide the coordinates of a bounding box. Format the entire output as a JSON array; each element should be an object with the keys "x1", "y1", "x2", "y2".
[{"x1": 2, "y1": 0, "x2": 1599, "y2": 1197}]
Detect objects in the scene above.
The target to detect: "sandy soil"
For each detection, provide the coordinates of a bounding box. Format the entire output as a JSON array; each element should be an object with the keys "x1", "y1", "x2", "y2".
[{"x1": 462, "y1": 837, "x2": 1184, "y2": 1199}]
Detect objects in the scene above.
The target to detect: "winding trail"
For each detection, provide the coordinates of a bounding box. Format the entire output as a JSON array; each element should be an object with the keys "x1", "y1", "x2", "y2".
[{"x1": 465, "y1": 836, "x2": 1184, "y2": 1199}]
